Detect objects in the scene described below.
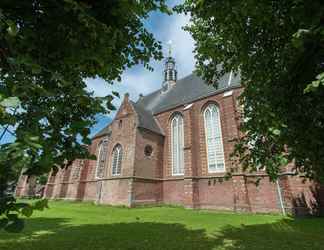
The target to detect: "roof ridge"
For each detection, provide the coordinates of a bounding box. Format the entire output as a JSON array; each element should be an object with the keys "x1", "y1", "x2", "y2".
[
  {"x1": 135, "y1": 73, "x2": 198, "y2": 104},
  {"x1": 135, "y1": 89, "x2": 161, "y2": 104}
]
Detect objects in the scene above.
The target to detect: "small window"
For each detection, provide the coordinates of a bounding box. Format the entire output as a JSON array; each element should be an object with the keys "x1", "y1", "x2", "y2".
[
  {"x1": 144, "y1": 145, "x2": 153, "y2": 157},
  {"x1": 118, "y1": 120, "x2": 122, "y2": 129}
]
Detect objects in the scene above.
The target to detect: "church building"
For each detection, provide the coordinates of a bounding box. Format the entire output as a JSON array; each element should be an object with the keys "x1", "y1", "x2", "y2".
[{"x1": 16, "y1": 53, "x2": 324, "y2": 216}]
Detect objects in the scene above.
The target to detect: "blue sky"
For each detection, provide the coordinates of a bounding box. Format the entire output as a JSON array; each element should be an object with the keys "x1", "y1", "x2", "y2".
[
  {"x1": 0, "y1": 0, "x2": 195, "y2": 143},
  {"x1": 87, "y1": 0, "x2": 196, "y2": 137}
]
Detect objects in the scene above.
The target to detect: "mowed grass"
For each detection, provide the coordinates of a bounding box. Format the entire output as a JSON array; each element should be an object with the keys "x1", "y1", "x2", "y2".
[{"x1": 0, "y1": 201, "x2": 324, "y2": 250}]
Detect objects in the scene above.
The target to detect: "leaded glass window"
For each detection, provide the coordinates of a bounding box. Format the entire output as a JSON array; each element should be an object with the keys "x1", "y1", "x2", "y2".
[
  {"x1": 171, "y1": 114, "x2": 184, "y2": 175},
  {"x1": 111, "y1": 144, "x2": 122, "y2": 176},
  {"x1": 203, "y1": 104, "x2": 225, "y2": 172}
]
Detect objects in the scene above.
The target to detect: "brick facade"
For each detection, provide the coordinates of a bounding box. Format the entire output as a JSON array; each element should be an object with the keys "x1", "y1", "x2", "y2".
[{"x1": 16, "y1": 86, "x2": 324, "y2": 216}]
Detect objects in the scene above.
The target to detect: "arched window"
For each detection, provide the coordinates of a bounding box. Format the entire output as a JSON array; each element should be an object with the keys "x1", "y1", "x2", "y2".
[
  {"x1": 111, "y1": 144, "x2": 122, "y2": 176},
  {"x1": 171, "y1": 114, "x2": 184, "y2": 175},
  {"x1": 203, "y1": 104, "x2": 225, "y2": 172},
  {"x1": 95, "y1": 140, "x2": 108, "y2": 179}
]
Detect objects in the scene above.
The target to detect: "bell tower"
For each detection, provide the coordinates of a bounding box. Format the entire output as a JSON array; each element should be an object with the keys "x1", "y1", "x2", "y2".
[{"x1": 162, "y1": 41, "x2": 177, "y2": 92}]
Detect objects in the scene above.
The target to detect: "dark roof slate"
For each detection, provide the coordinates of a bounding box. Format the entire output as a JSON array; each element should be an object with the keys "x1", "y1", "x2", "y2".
[
  {"x1": 130, "y1": 101, "x2": 164, "y2": 135},
  {"x1": 93, "y1": 72, "x2": 240, "y2": 138},
  {"x1": 92, "y1": 125, "x2": 111, "y2": 139},
  {"x1": 136, "y1": 72, "x2": 240, "y2": 114}
]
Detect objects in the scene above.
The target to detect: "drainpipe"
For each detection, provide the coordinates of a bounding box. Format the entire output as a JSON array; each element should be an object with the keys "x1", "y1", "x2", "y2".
[{"x1": 276, "y1": 179, "x2": 286, "y2": 216}]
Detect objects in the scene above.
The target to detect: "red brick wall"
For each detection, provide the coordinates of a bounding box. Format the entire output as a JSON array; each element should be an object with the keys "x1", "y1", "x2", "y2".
[
  {"x1": 43, "y1": 94, "x2": 139, "y2": 205},
  {"x1": 16, "y1": 85, "x2": 324, "y2": 216},
  {"x1": 132, "y1": 180, "x2": 162, "y2": 205},
  {"x1": 281, "y1": 175, "x2": 322, "y2": 216},
  {"x1": 134, "y1": 128, "x2": 164, "y2": 178},
  {"x1": 155, "y1": 87, "x2": 242, "y2": 179},
  {"x1": 100, "y1": 179, "x2": 130, "y2": 205},
  {"x1": 198, "y1": 178, "x2": 234, "y2": 210},
  {"x1": 163, "y1": 180, "x2": 184, "y2": 205},
  {"x1": 131, "y1": 128, "x2": 164, "y2": 205},
  {"x1": 245, "y1": 176, "x2": 280, "y2": 213}
]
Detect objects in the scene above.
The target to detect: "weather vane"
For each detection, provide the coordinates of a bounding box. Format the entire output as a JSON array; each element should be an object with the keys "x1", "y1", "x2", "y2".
[{"x1": 167, "y1": 40, "x2": 172, "y2": 57}]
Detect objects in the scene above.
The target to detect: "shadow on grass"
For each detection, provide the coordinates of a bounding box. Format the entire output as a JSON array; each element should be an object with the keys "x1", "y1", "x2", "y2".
[
  {"x1": 0, "y1": 217, "x2": 324, "y2": 250},
  {"x1": 212, "y1": 217, "x2": 324, "y2": 250}
]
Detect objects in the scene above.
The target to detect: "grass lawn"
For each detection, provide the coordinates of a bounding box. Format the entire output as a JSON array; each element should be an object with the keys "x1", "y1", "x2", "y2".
[{"x1": 0, "y1": 201, "x2": 323, "y2": 250}]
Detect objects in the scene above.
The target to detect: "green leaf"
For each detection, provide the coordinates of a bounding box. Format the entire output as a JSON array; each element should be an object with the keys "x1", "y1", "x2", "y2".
[
  {"x1": 21, "y1": 205, "x2": 33, "y2": 217},
  {"x1": 0, "y1": 97, "x2": 20, "y2": 108},
  {"x1": 6, "y1": 20, "x2": 18, "y2": 36},
  {"x1": 304, "y1": 72, "x2": 324, "y2": 93},
  {"x1": 82, "y1": 137, "x2": 91, "y2": 145},
  {"x1": 27, "y1": 142, "x2": 43, "y2": 149},
  {"x1": 6, "y1": 213, "x2": 18, "y2": 221},
  {"x1": 0, "y1": 218, "x2": 9, "y2": 229},
  {"x1": 31, "y1": 64, "x2": 42, "y2": 74},
  {"x1": 32, "y1": 199, "x2": 49, "y2": 211},
  {"x1": 112, "y1": 91, "x2": 120, "y2": 98},
  {"x1": 89, "y1": 154, "x2": 97, "y2": 160},
  {"x1": 0, "y1": 0, "x2": 168, "y2": 225},
  {"x1": 279, "y1": 156, "x2": 288, "y2": 166},
  {"x1": 29, "y1": 136, "x2": 40, "y2": 142}
]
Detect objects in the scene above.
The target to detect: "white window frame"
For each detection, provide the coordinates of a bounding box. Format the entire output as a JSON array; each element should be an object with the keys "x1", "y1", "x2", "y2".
[
  {"x1": 111, "y1": 144, "x2": 122, "y2": 176},
  {"x1": 95, "y1": 140, "x2": 108, "y2": 179},
  {"x1": 203, "y1": 104, "x2": 226, "y2": 173},
  {"x1": 171, "y1": 114, "x2": 184, "y2": 176}
]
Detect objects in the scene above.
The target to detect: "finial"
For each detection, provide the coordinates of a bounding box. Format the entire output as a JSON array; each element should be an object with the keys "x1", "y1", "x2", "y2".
[{"x1": 167, "y1": 40, "x2": 172, "y2": 57}]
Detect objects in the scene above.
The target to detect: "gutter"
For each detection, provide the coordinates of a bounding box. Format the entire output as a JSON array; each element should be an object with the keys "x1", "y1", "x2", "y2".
[{"x1": 153, "y1": 85, "x2": 242, "y2": 115}]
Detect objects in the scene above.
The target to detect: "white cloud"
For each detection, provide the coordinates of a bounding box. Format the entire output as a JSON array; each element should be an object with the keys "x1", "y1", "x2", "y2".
[
  {"x1": 86, "y1": 6, "x2": 195, "y2": 131},
  {"x1": 166, "y1": 13, "x2": 195, "y2": 78}
]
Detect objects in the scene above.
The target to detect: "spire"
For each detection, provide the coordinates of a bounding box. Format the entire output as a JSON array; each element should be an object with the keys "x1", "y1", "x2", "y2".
[
  {"x1": 168, "y1": 40, "x2": 172, "y2": 57},
  {"x1": 162, "y1": 40, "x2": 177, "y2": 92}
]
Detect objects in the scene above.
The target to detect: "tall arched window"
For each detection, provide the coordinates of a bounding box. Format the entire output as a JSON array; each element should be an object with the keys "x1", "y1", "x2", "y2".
[
  {"x1": 171, "y1": 114, "x2": 184, "y2": 175},
  {"x1": 204, "y1": 104, "x2": 225, "y2": 172},
  {"x1": 95, "y1": 140, "x2": 108, "y2": 179},
  {"x1": 111, "y1": 144, "x2": 122, "y2": 176}
]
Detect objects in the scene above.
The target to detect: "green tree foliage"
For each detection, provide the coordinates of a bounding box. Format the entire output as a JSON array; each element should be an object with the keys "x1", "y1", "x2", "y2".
[
  {"x1": 0, "y1": 0, "x2": 168, "y2": 231},
  {"x1": 178, "y1": 1, "x2": 324, "y2": 181}
]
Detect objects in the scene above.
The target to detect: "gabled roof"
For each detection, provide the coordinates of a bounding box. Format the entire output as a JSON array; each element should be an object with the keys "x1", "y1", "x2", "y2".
[
  {"x1": 93, "y1": 72, "x2": 240, "y2": 138},
  {"x1": 136, "y1": 72, "x2": 240, "y2": 114},
  {"x1": 130, "y1": 101, "x2": 164, "y2": 135},
  {"x1": 92, "y1": 125, "x2": 111, "y2": 139}
]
